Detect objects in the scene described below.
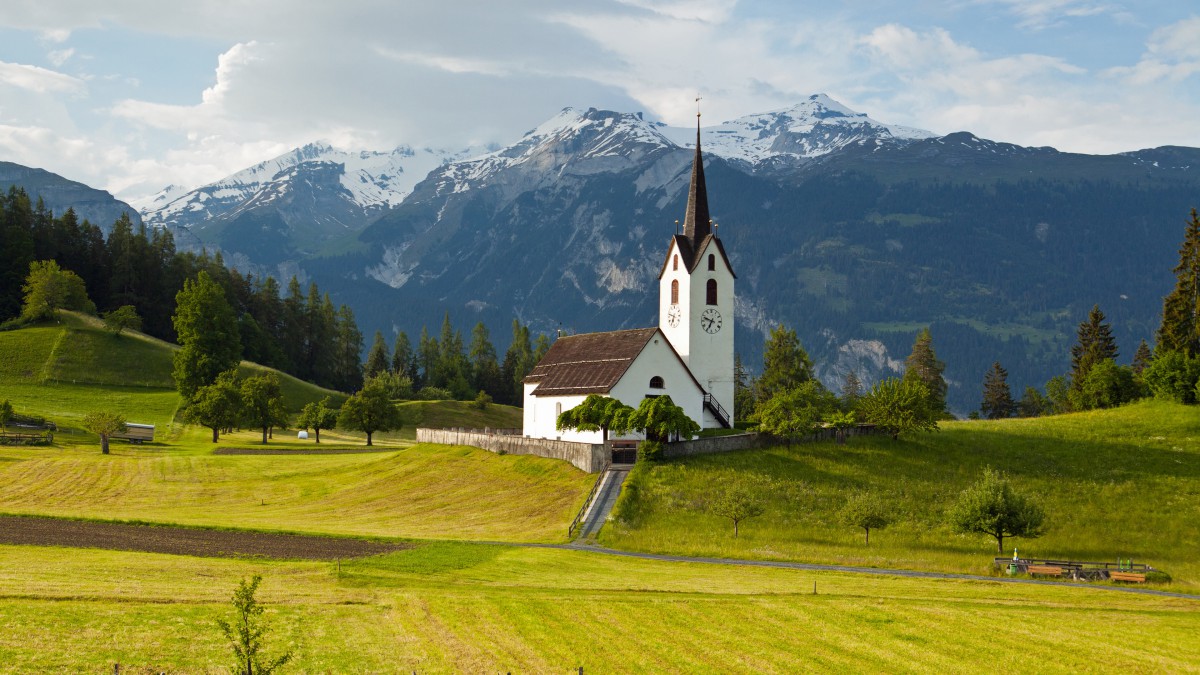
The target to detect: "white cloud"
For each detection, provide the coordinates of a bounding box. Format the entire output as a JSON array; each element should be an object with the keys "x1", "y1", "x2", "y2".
[
  {"x1": 47, "y1": 48, "x2": 75, "y2": 66},
  {"x1": 1108, "y1": 16, "x2": 1200, "y2": 85},
  {"x1": 977, "y1": 0, "x2": 1119, "y2": 29},
  {"x1": 0, "y1": 60, "x2": 83, "y2": 93}
]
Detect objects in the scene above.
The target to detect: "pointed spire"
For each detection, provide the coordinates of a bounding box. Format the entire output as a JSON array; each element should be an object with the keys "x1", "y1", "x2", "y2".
[{"x1": 682, "y1": 106, "x2": 711, "y2": 244}]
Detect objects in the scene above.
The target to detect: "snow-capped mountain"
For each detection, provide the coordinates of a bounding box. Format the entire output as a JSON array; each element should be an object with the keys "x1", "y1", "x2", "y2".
[
  {"x1": 139, "y1": 142, "x2": 477, "y2": 264},
  {"x1": 660, "y1": 93, "x2": 934, "y2": 164}
]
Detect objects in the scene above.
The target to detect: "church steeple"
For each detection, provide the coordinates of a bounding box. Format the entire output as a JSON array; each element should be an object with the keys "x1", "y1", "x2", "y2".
[{"x1": 681, "y1": 111, "x2": 711, "y2": 245}]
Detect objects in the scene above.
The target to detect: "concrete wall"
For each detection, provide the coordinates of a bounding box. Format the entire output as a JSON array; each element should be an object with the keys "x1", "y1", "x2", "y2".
[
  {"x1": 416, "y1": 428, "x2": 607, "y2": 473},
  {"x1": 663, "y1": 433, "x2": 767, "y2": 458}
]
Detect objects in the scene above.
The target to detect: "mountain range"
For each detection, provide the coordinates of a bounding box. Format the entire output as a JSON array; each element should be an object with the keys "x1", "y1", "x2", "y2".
[{"x1": 6, "y1": 94, "x2": 1200, "y2": 414}]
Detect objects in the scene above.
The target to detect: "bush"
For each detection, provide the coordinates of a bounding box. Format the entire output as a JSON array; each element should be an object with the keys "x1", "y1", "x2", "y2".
[
  {"x1": 415, "y1": 386, "x2": 453, "y2": 401},
  {"x1": 1143, "y1": 350, "x2": 1200, "y2": 404},
  {"x1": 637, "y1": 440, "x2": 663, "y2": 463},
  {"x1": 1144, "y1": 570, "x2": 1172, "y2": 584},
  {"x1": 473, "y1": 390, "x2": 492, "y2": 410}
]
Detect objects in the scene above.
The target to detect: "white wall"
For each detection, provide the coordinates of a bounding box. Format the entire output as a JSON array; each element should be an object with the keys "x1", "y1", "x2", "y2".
[{"x1": 685, "y1": 239, "x2": 735, "y2": 423}]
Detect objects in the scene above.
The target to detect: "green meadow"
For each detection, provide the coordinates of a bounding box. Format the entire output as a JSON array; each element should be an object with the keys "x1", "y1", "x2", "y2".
[
  {"x1": 603, "y1": 399, "x2": 1200, "y2": 590},
  {"x1": 2, "y1": 316, "x2": 1199, "y2": 670},
  {"x1": 1, "y1": 542, "x2": 1197, "y2": 673}
]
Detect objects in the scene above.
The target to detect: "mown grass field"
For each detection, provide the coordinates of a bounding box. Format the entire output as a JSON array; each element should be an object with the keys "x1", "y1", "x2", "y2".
[
  {"x1": 1, "y1": 542, "x2": 1197, "y2": 672},
  {"x1": 0, "y1": 441, "x2": 591, "y2": 542},
  {"x1": 603, "y1": 399, "x2": 1200, "y2": 591},
  {"x1": 394, "y1": 399, "x2": 523, "y2": 440}
]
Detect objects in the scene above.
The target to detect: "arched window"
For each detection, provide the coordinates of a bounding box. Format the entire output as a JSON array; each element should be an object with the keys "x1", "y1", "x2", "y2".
[
  {"x1": 707, "y1": 279, "x2": 718, "y2": 305},
  {"x1": 671, "y1": 280, "x2": 679, "y2": 304},
  {"x1": 708, "y1": 253, "x2": 715, "y2": 271},
  {"x1": 649, "y1": 376, "x2": 665, "y2": 389},
  {"x1": 673, "y1": 254, "x2": 678, "y2": 271}
]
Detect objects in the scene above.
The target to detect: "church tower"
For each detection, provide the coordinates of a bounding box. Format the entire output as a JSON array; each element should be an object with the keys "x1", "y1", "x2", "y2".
[{"x1": 658, "y1": 112, "x2": 736, "y2": 428}]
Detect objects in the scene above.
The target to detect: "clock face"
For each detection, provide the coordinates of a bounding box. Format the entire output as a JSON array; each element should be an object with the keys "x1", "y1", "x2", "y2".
[
  {"x1": 700, "y1": 308, "x2": 722, "y2": 334},
  {"x1": 667, "y1": 304, "x2": 681, "y2": 327}
]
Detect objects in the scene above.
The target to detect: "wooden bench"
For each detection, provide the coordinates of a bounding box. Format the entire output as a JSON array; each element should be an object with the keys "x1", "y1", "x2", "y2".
[
  {"x1": 1027, "y1": 565, "x2": 1064, "y2": 576},
  {"x1": 1109, "y1": 571, "x2": 1146, "y2": 583}
]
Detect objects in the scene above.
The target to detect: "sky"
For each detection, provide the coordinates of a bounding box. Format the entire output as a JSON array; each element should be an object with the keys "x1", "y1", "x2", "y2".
[{"x1": 1, "y1": 0, "x2": 1198, "y2": 203}]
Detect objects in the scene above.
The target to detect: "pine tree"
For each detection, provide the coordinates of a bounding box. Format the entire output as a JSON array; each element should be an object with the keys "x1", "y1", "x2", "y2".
[
  {"x1": 418, "y1": 326, "x2": 439, "y2": 390},
  {"x1": 1158, "y1": 208, "x2": 1200, "y2": 355},
  {"x1": 500, "y1": 319, "x2": 532, "y2": 405},
  {"x1": 980, "y1": 361, "x2": 1014, "y2": 419},
  {"x1": 1070, "y1": 305, "x2": 1118, "y2": 391},
  {"x1": 1131, "y1": 339, "x2": 1153, "y2": 375},
  {"x1": 901, "y1": 328, "x2": 947, "y2": 415},
  {"x1": 364, "y1": 330, "x2": 391, "y2": 379},
  {"x1": 755, "y1": 325, "x2": 814, "y2": 402},
  {"x1": 841, "y1": 370, "x2": 862, "y2": 408},
  {"x1": 391, "y1": 331, "x2": 418, "y2": 382},
  {"x1": 469, "y1": 322, "x2": 503, "y2": 399}
]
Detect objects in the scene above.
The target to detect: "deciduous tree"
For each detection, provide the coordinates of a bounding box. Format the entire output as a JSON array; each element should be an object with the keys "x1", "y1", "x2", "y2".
[
  {"x1": 338, "y1": 376, "x2": 403, "y2": 445},
  {"x1": 20, "y1": 259, "x2": 94, "y2": 321},
  {"x1": 704, "y1": 472, "x2": 774, "y2": 538},
  {"x1": 297, "y1": 396, "x2": 338, "y2": 443},
  {"x1": 857, "y1": 378, "x2": 937, "y2": 440},
  {"x1": 754, "y1": 381, "x2": 835, "y2": 447},
  {"x1": 102, "y1": 304, "x2": 142, "y2": 336},
  {"x1": 240, "y1": 373, "x2": 288, "y2": 444},
  {"x1": 556, "y1": 394, "x2": 634, "y2": 442},
  {"x1": 82, "y1": 410, "x2": 126, "y2": 454},
  {"x1": 840, "y1": 492, "x2": 891, "y2": 545},
  {"x1": 172, "y1": 271, "x2": 242, "y2": 401},
  {"x1": 621, "y1": 395, "x2": 700, "y2": 443},
  {"x1": 185, "y1": 370, "x2": 242, "y2": 443},
  {"x1": 949, "y1": 467, "x2": 1046, "y2": 553},
  {"x1": 216, "y1": 575, "x2": 293, "y2": 675}
]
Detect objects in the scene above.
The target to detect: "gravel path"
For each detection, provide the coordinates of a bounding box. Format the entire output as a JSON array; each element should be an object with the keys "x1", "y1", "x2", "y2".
[
  {"x1": 554, "y1": 542, "x2": 1200, "y2": 600},
  {"x1": 0, "y1": 515, "x2": 409, "y2": 560}
]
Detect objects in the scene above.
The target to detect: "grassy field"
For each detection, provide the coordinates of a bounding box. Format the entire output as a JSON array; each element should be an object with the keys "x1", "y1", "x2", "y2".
[
  {"x1": 603, "y1": 399, "x2": 1200, "y2": 591},
  {"x1": 1, "y1": 542, "x2": 1197, "y2": 672},
  {"x1": 394, "y1": 399, "x2": 523, "y2": 440},
  {"x1": 0, "y1": 441, "x2": 591, "y2": 542}
]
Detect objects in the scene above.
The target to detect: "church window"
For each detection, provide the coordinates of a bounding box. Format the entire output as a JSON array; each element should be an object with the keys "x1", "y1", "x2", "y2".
[
  {"x1": 707, "y1": 279, "x2": 718, "y2": 305},
  {"x1": 556, "y1": 402, "x2": 562, "y2": 418},
  {"x1": 673, "y1": 255, "x2": 678, "y2": 271},
  {"x1": 649, "y1": 376, "x2": 665, "y2": 389},
  {"x1": 671, "y1": 280, "x2": 679, "y2": 304},
  {"x1": 708, "y1": 254, "x2": 715, "y2": 271}
]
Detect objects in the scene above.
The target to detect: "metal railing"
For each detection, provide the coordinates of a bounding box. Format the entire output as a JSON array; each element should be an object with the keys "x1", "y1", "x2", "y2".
[
  {"x1": 568, "y1": 459, "x2": 611, "y2": 539},
  {"x1": 702, "y1": 393, "x2": 731, "y2": 428}
]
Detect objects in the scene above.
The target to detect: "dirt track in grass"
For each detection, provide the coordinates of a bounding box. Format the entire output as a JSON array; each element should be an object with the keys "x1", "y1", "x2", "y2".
[{"x1": 0, "y1": 515, "x2": 409, "y2": 560}]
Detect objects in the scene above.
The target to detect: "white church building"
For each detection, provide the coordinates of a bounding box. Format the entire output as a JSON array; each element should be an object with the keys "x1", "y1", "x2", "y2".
[{"x1": 522, "y1": 119, "x2": 735, "y2": 445}]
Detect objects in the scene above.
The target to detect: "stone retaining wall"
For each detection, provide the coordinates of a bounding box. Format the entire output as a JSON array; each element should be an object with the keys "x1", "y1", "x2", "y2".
[
  {"x1": 663, "y1": 433, "x2": 767, "y2": 458},
  {"x1": 416, "y1": 428, "x2": 606, "y2": 473}
]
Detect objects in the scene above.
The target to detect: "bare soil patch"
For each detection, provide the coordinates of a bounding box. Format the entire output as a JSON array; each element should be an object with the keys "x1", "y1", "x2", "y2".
[{"x1": 0, "y1": 515, "x2": 409, "y2": 560}]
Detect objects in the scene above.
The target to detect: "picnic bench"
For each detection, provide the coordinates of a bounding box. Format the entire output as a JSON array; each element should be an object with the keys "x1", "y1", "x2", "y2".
[
  {"x1": 1027, "y1": 565, "x2": 1064, "y2": 577},
  {"x1": 1108, "y1": 571, "x2": 1147, "y2": 583}
]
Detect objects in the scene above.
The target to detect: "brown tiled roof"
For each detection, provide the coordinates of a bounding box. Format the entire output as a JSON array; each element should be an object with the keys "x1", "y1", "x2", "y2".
[{"x1": 525, "y1": 328, "x2": 658, "y2": 396}]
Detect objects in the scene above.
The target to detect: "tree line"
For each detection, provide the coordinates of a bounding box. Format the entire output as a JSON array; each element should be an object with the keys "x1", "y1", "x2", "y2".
[
  {"x1": 977, "y1": 208, "x2": 1200, "y2": 419},
  {"x1": 0, "y1": 186, "x2": 363, "y2": 392}
]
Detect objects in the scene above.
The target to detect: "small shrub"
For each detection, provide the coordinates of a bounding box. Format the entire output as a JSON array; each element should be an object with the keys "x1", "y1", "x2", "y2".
[
  {"x1": 637, "y1": 440, "x2": 663, "y2": 463},
  {"x1": 415, "y1": 386, "x2": 453, "y2": 401},
  {"x1": 1144, "y1": 570, "x2": 1172, "y2": 584},
  {"x1": 473, "y1": 390, "x2": 492, "y2": 410}
]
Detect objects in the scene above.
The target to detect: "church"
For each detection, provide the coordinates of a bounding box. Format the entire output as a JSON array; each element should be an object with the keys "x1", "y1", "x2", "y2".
[{"x1": 522, "y1": 116, "x2": 736, "y2": 445}]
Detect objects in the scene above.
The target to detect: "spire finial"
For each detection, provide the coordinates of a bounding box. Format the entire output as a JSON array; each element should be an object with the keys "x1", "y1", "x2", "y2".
[{"x1": 696, "y1": 94, "x2": 702, "y2": 120}]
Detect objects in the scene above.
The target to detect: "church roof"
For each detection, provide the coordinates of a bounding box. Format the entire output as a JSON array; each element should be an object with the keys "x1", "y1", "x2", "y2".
[
  {"x1": 524, "y1": 328, "x2": 658, "y2": 396},
  {"x1": 658, "y1": 232, "x2": 737, "y2": 279},
  {"x1": 524, "y1": 327, "x2": 704, "y2": 398}
]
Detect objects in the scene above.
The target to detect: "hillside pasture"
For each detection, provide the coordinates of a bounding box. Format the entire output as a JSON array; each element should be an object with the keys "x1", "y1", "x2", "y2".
[
  {"x1": 0, "y1": 542, "x2": 1196, "y2": 672},
  {"x1": 0, "y1": 442, "x2": 591, "y2": 542},
  {"x1": 603, "y1": 399, "x2": 1200, "y2": 590}
]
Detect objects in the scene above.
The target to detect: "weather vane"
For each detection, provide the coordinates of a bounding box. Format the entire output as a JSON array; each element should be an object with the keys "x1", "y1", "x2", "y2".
[{"x1": 696, "y1": 94, "x2": 702, "y2": 119}]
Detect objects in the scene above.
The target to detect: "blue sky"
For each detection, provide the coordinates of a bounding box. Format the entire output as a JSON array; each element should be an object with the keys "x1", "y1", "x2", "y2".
[{"x1": 1, "y1": 1, "x2": 1197, "y2": 202}]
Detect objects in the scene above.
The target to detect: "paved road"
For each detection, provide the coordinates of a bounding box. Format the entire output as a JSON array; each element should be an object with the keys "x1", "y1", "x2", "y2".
[{"x1": 575, "y1": 466, "x2": 630, "y2": 540}]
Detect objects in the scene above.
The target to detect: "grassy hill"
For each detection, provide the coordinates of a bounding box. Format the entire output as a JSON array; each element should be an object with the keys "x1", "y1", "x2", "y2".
[
  {"x1": 603, "y1": 399, "x2": 1200, "y2": 590},
  {"x1": 394, "y1": 399, "x2": 523, "y2": 439}
]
